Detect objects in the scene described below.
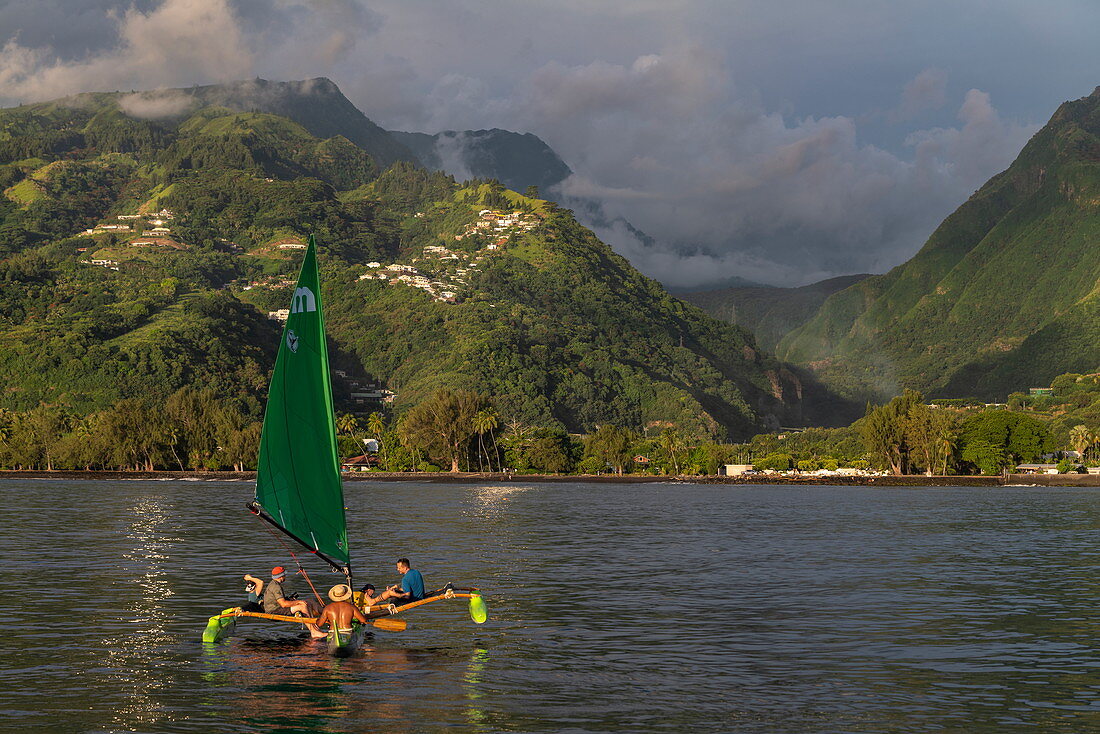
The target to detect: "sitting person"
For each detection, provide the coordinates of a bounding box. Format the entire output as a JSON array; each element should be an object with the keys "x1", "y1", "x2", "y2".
[
  {"x1": 241, "y1": 573, "x2": 265, "y2": 613},
  {"x1": 262, "y1": 566, "x2": 326, "y2": 638},
  {"x1": 376, "y1": 558, "x2": 426, "y2": 604},
  {"x1": 354, "y1": 583, "x2": 382, "y2": 609},
  {"x1": 317, "y1": 584, "x2": 369, "y2": 634}
]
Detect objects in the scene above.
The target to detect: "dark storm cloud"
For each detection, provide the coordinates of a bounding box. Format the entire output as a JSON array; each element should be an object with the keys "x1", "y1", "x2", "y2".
[{"x1": 1, "y1": 1, "x2": 1094, "y2": 286}]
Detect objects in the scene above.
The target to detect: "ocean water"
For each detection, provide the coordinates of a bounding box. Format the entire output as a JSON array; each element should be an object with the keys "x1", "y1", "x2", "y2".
[{"x1": 3, "y1": 480, "x2": 1100, "y2": 733}]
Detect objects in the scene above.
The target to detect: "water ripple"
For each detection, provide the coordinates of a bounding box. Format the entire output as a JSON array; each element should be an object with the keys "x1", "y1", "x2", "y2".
[{"x1": 2, "y1": 481, "x2": 1100, "y2": 732}]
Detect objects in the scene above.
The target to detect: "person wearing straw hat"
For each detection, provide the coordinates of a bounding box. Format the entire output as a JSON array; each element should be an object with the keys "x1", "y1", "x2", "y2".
[{"x1": 317, "y1": 584, "x2": 369, "y2": 634}]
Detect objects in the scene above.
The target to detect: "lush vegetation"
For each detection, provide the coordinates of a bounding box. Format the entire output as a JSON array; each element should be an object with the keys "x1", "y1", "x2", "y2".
[
  {"x1": 0, "y1": 80, "x2": 827, "y2": 470},
  {"x1": 722, "y1": 371, "x2": 1100, "y2": 476},
  {"x1": 778, "y1": 89, "x2": 1100, "y2": 404}
]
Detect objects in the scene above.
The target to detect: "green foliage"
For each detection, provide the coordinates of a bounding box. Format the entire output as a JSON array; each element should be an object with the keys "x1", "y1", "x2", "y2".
[
  {"x1": 501, "y1": 425, "x2": 579, "y2": 473},
  {"x1": 755, "y1": 453, "x2": 793, "y2": 471},
  {"x1": 161, "y1": 110, "x2": 377, "y2": 188},
  {"x1": 0, "y1": 389, "x2": 261, "y2": 471},
  {"x1": 367, "y1": 161, "x2": 455, "y2": 213},
  {"x1": 859, "y1": 390, "x2": 961, "y2": 474},
  {"x1": 0, "y1": 81, "x2": 821, "y2": 462},
  {"x1": 684, "y1": 274, "x2": 871, "y2": 353},
  {"x1": 398, "y1": 389, "x2": 486, "y2": 471},
  {"x1": 957, "y1": 410, "x2": 1054, "y2": 474},
  {"x1": 1056, "y1": 458, "x2": 1081, "y2": 474},
  {"x1": 583, "y1": 425, "x2": 637, "y2": 475}
]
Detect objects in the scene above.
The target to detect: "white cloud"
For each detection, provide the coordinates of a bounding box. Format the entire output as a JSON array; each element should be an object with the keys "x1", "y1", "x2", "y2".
[
  {"x1": 118, "y1": 89, "x2": 195, "y2": 119},
  {"x1": 507, "y1": 49, "x2": 1037, "y2": 285},
  {"x1": 892, "y1": 68, "x2": 948, "y2": 122},
  {"x1": 0, "y1": 0, "x2": 252, "y2": 101}
]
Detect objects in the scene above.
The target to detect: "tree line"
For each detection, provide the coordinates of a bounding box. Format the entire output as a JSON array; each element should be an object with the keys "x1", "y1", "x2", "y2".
[
  {"x1": 0, "y1": 388, "x2": 260, "y2": 471},
  {"x1": 0, "y1": 387, "x2": 744, "y2": 474},
  {"x1": 3, "y1": 384, "x2": 1096, "y2": 475}
]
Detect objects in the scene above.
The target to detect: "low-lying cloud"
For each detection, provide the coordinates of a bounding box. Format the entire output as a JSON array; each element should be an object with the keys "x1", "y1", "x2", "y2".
[{"x1": 525, "y1": 53, "x2": 1036, "y2": 286}]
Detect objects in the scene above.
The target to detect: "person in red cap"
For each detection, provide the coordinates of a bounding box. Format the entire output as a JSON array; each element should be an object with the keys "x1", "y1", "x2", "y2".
[{"x1": 263, "y1": 566, "x2": 325, "y2": 637}]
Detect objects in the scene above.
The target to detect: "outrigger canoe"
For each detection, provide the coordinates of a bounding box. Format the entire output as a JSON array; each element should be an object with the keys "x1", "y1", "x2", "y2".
[
  {"x1": 201, "y1": 236, "x2": 487, "y2": 655},
  {"x1": 203, "y1": 587, "x2": 488, "y2": 646}
]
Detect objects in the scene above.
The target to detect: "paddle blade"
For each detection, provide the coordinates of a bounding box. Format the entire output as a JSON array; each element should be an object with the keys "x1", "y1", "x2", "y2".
[
  {"x1": 369, "y1": 617, "x2": 407, "y2": 632},
  {"x1": 469, "y1": 594, "x2": 488, "y2": 624}
]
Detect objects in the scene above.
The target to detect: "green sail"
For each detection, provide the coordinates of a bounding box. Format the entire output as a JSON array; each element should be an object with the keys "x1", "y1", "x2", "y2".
[{"x1": 253, "y1": 235, "x2": 349, "y2": 569}]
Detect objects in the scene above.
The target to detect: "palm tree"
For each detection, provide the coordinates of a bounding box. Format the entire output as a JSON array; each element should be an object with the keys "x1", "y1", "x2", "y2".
[
  {"x1": 937, "y1": 426, "x2": 958, "y2": 476},
  {"x1": 367, "y1": 411, "x2": 385, "y2": 468},
  {"x1": 367, "y1": 411, "x2": 384, "y2": 439},
  {"x1": 336, "y1": 413, "x2": 360, "y2": 437},
  {"x1": 658, "y1": 428, "x2": 685, "y2": 475},
  {"x1": 473, "y1": 409, "x2": 499, "y2": 472},
  {"x1": 1069, "y1": 425, "x2": 1093, "y2": 463}
]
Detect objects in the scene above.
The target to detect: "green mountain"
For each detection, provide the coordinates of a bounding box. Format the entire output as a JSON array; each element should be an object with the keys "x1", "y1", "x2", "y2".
[
  {"x1": 681, "y1": 274, "x2": 871, "y2": 353},
  {"x1": 0, "y1": 78, "x2": 830, "y2": 439},
  {"x1": 778, "y1": 87, "x2": 1100, "y2": 402}
]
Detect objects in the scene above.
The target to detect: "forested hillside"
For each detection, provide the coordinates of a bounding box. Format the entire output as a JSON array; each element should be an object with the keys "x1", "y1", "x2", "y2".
[
  {"x1": 779, "y1": 87, "x2": 1100, "y2": 402},
  {"x1": 0, "y1": 78, "x2": 824, "y2": 452},
  {"x1": 682, "y1": 274, "x2": 871, "y2": 353}
]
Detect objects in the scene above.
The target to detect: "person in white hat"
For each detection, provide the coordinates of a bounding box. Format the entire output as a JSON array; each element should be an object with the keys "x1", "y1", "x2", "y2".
[{"x1": 317, "y1": 584, "x2": 369, "y2": 635}]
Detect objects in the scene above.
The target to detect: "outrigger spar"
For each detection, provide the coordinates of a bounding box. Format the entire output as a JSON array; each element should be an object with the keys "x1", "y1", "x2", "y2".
[{"x1": 202, "y1": 235, "x2": 487, "y2": 651}]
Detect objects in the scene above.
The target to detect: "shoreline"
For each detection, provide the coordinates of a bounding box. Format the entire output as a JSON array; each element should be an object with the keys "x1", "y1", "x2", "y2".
[{"x1": 0, "y1": 469, "x2": 1095, "y2": 486}]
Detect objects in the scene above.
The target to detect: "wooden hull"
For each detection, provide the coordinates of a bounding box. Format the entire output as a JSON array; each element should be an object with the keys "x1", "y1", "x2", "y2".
[{"x1": 326, "y1": 624, "x2": 366, "y2": 657}]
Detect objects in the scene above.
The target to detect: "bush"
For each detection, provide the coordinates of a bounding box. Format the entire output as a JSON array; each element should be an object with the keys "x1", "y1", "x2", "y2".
[
  {"x1": 576, "y1": 456, "x2": 605, "y2": 474},
  {"x1": 1057, "y1": 459, "x2": 1083, "y2": 474},
  {"x1": 756, "y1": 452, "x2": 793, "y2": 471}
]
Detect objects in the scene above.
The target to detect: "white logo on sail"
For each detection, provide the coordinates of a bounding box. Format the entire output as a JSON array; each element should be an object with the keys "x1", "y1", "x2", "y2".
[
  {"x1": 286, "y1": 329, "x2": 299, "y2": 353},
  {"x1": 291, "y1": 287, "x2": 317, "y2": 313}
]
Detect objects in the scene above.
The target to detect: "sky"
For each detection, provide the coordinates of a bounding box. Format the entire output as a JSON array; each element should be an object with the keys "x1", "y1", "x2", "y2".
[{"x1": 1, "y1": 0, "x2": 1098, "y2": 287}]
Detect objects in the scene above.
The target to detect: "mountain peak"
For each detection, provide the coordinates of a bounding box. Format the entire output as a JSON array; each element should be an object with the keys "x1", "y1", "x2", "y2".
[{"x1": 177, "y1": 77, "x2": 417, "y2": 168}]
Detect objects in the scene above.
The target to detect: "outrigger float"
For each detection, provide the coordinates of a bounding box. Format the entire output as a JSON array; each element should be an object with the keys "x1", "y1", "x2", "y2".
[{"x1": 201, "y1": 236, "x2": 488, "y2": 654}]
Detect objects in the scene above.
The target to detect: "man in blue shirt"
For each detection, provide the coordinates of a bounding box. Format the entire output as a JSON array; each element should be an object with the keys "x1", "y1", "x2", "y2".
[{"x1": 378, "y1": 557, "x2": 426, "y2": 603}]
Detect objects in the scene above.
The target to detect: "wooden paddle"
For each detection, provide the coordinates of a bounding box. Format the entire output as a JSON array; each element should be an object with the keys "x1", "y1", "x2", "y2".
[{"x1": 367, "y1": 617, "x2": 407, "y2": 632}]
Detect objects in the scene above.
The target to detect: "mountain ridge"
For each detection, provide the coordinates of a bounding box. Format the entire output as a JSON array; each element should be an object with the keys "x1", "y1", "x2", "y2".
[{"x1": 777, "y1": 87, "x2": 1100, "y2": 402}]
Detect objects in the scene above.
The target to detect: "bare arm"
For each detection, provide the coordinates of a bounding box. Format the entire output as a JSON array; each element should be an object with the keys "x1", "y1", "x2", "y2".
[
  {"x1": 352, "y1": 606, "x2": 369, "y2": 624},
  {"x1": 243, "y1": 575, "x2": 264, "y2": 595}
]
